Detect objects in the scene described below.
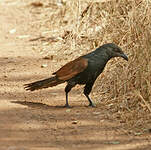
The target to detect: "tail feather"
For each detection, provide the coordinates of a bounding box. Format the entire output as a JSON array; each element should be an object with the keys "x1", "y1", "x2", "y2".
[{"x1": 24, "y1": 76, "x2": 64, "y2": 91}]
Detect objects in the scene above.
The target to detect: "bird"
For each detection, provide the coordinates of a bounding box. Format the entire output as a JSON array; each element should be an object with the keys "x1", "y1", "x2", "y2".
[{"x1": 24, "y1": 43, "x2": 128, "y2": 107}]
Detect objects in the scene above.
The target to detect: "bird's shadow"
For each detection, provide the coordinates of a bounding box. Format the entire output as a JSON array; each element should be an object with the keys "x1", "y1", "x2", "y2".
[
  {"x1": 11, "y1": 101, "x2": 70, "y2": 109},
  {"x1": 11, "y1": 101, "x2": 89, "y2": 109}
]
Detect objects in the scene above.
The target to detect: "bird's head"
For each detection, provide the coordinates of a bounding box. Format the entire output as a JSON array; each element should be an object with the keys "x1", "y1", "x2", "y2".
[{"x1": 104, "y1": 43, "x2": 128, "y2": 61}]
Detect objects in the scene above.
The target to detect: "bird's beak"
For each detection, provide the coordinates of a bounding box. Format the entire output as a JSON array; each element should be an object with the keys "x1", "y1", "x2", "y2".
[{"x1": 120, "y1": 53, "x2": 128, "y2": 61}]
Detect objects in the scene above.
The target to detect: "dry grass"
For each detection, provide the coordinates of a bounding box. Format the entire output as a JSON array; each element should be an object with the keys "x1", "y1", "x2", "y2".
[{"x1": 30, "y1": 0, "x2": 151, "y2": 133}]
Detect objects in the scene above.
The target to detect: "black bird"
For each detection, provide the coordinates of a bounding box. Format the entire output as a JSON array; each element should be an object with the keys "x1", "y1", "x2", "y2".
[{"x1": 24, "y1": 43, "x2": 128, "y2": 107}]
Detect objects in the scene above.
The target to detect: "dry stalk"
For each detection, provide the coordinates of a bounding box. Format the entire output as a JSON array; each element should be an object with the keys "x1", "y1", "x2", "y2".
[{"x1": 135, "y1": 90, "x2": 151, "y2": 113}]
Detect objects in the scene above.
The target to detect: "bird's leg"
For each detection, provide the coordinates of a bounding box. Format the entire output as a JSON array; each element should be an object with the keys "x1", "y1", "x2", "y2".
[
  {"x1": 85, "y1": 94, "x2": 96, "y2": 107},
  {"x1": 64, "y1": 92, "x2": 70, "y2": 108},
  {"x1": 84, "y1": 82, "x2": 96, "y2": 107},
  {"x1": 64, "y1": 82, "x2": 76, "y2": 108}
]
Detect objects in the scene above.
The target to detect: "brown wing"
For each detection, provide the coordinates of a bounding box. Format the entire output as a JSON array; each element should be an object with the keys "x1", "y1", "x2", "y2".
[{"x1": 53, "y1": 57, "x2": 88, "y2": 81}]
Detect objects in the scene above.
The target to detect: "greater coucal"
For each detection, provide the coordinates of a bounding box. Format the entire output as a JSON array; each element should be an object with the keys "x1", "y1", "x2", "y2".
[{"x1": 24, "y1": 43, "x2": 128, "y2": 107}]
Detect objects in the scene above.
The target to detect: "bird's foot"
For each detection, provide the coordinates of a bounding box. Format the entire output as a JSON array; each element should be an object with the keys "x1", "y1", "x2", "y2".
[
  {"x1": 88, "y1": 103, "x2": 96, "y2": 107},
  {"x1": 63, "y1": 104, "x2": 72, "y2": 108}
]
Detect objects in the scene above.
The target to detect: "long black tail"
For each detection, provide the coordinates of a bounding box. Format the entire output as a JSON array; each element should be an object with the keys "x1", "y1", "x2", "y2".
[{"x1": 24, "y1": 76, "x2": 64, "y2": 91}]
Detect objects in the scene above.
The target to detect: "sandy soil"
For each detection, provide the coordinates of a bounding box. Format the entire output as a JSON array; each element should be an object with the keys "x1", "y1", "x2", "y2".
[{"x1": 0, "y1": 1, "x2": 151, "y2": 150}]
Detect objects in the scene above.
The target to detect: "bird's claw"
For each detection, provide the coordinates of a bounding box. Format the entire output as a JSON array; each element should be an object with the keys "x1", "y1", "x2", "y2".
[
  {"x1": 88, "y1": 103, "x2": 96, "y2": 107},
  {"x1": 63, "y1": 104, "x2": 72, "y2": 108}
]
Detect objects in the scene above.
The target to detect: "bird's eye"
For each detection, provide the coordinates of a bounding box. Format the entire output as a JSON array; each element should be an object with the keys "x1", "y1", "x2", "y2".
[
  {"x1": 115, "y1": 48, "x2": 121, "y2": 53},
  {"x1": 114, "y1": 48, "x2": 119, "y2": 52}
]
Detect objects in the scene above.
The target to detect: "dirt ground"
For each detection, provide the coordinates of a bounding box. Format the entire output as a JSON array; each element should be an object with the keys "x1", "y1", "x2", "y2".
[{"x1": 0, "y1": 1, "x2": 151, "y2": 150}]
